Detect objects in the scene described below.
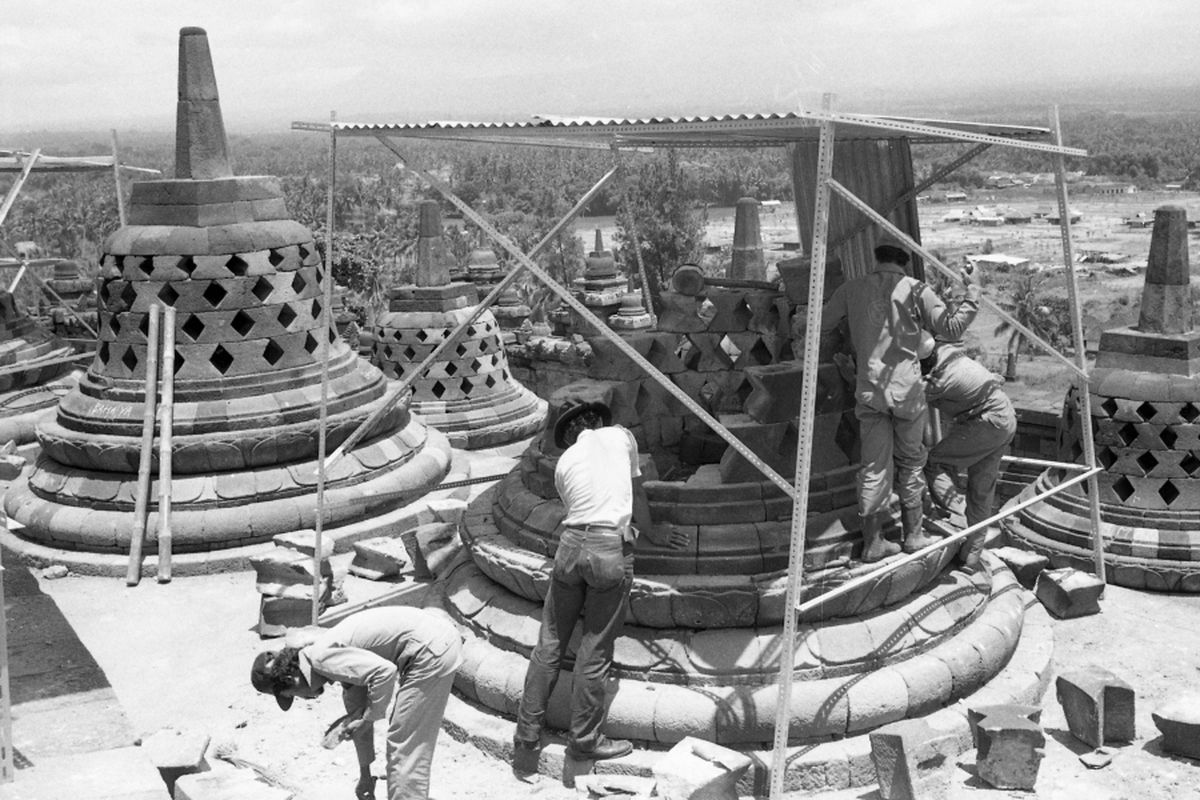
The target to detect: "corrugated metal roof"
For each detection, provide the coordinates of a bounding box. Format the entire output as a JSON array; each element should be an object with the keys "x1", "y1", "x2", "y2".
[{"x1": 294, "y1": 110, "x2": 1085, "y2": 155}]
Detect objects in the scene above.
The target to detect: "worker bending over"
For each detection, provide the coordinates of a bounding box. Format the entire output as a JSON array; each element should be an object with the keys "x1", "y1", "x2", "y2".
[
  {"x1": 251, "y1": 607, "x2": 462, "y2": 800},
  {"x1": 821, "y1": 233, "x2": 980, "y2": 562},
  {"x1": 919, "y1": 331, "x2": 1016, "y2": 571}
]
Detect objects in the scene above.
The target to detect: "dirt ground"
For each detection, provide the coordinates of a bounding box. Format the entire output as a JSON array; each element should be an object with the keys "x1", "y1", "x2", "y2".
[{"x1": 20, "y1": 545, "x2": 1200, "y2": 800}]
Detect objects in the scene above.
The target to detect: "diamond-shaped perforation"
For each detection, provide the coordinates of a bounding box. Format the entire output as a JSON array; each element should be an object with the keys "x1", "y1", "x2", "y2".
[
  {"x1": 268, "y1": 249, "x2": 285, "y2": 267},
  {"x1": 466, "y1": 325, "x2": 477, "y2": 337},
  {"x1": 209, "y1": 345, "x2": 234, "y2": 374},
  {"x1": 1100, "y1": 397, "x2": 1119, "y2": 417},
  {"x1": 138, "y1": 314, "x2": 150, "y2": 337},
  {"x1": 263, "y1": 339, "x2": 284, "y2": 365},
  {"x1": 478, "y1": 339, "x2": 490, "y2": 353},
  {"x1": 312, "y1": 299, "x2": 322, "y2": 319},
  {"x1": 403, "y1": 346, "x2": 416, "y2": 360},
  {"x1": 455, "y1": 343, "x2": 468, "y2": 358},
  {"x1": 231, "y1": 310, "x2": 255, "y2": 337},
  {"x1": 173, "y1": 350, "x2": 185, "y2": 375},
  {"x1": 109, "y1": 315, "x2": 122, "y2": 336},
  {"x1": 1161, "y1": 428, "x2": 1178, "y2": 449},
  {"x1": 445, "y1": 362, "x2": 458, "y2": 376},
  {"x1": 1160, "y1": 480, "x2": 1181, "y2": 506},
  {"x1": 121, "y1": 346, "x2": 138, "y2": 372},
  {"x1": 1112, "y1": 476, "x2": 1135, "y2": 502},
  {"x1": 98, "y1": 342, "x2": 109, "y2": 364},
  {"x1": 1098, "y1": 447, "x2": 1117, "y2": 469},
  {"x1": 202, "y1": 282, "x2": 228, "y2": 308},
  {"x1": 292, "y1": 273, "x2": 307, "y2": 293},
  {"x1": 431, "y1": 381, "x2": 446, "y2": 399},
  {"x1": 277, "y1": 305, "x2": 297, "y2": 329},
  {"x1": 460, "y1": 378, "x2": 473, "y2": 395},
  {"x1": 252, "y1": 276, "x2": 273, "y2": 302},
  {"x1": 120, "y1": 283, "x2": 138, "y2": 309},
  {"x1": 298, "y1": 243, "x2": 310, "y2": 261},
  {"x1": 177, "y1": 256, "x2": 196, "y2": 276},
  {"x1": 304, "y1": 333, "x2": 319, "y2": 354},
  {"x1": 1182, "y1": 403, "x2": 1200, "y2": 424},
  {"x1": 1136, "y1": 401, "x2": 1156, "y2": 422},
  {"x1": 1117, "y1": 423, "x2": 1139, "y2": 447},
  {"x1": 383, "y1": 345, "x2": 395, "y2": 360},
  {"x1": 1182, "y1": 452, "x2": 1200, "y2": 476},
  {"x1": 485, "y1": 374, "x2": 497, "y2": 388},
  {"x1": 181, "y1": 315, "x2": 205, "y2": 341},
  {"x1": 416, "y1": 329, "x2": 429, "y2": 342},
  {"x1": 1136, "y1": 451, "x2": 1159, "y2": 475},
  {"x1": 158, "y1": 284, "x2": 179, "y2": 306},
  {"x1": 226, "y1": 255, "x2": 249, "y2": 277},
  {"x1": 137, "y1": 257, "x2": 154, "y2": 277}
]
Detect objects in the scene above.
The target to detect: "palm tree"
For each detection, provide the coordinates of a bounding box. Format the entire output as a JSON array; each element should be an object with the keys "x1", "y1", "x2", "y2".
[{"x1": 993, "y1": 272, "x2": 1062, "y2": 381}]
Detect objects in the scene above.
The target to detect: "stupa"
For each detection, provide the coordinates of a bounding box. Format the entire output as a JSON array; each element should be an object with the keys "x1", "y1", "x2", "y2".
[
  {"x1": 2, "y1": 27, "x2": 451, "y2": 565},
  {"x1": 439, "y1": 225, "x2": 1051, "y2": 789},
  {"x1": 729, "y1": 196, "x2": 766, "y2": 281},
  {"x1": 371, "y1": 200, "x2": 546, "y2": 449},
  {"x1": 0, "y1": 291, "x2": 78, "y2": 447},
  {"x1": 1006, "y1": 205, "x2": 1200, "y2": 590}
]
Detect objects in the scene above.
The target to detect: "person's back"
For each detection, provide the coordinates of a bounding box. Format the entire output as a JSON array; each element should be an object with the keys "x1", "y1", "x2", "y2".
[
  {"x1": 556, "y1": 426, "x2": 639, "y2": 531},
  {"x1": 821, "y1": 234, "x2": 981, "y2": 562}
]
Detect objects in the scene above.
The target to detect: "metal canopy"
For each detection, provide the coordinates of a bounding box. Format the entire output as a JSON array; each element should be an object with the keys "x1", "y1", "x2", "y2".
[{"x1": 293, "y1": 109, "x2": 1086, "y2": 156}]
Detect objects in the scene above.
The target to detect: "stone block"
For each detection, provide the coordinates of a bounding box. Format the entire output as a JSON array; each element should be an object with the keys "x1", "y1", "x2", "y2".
[
  {"x1": 407, "y1": 521, "x2": 460, "y2": 579},
  {"x1": 868, "y1": 718, "x2": 954, "y2": 800},
  {"x1": 1056, "y1": 665, "x2": 1136, "y2": 747},
  {"x1": 0, "y1": 452, "x2": 25, "y2": 480},
  {"x1": 1152, "y1": 691, "x2": 1200, "y2": 760},
  {"x1": 258, "y1": 596, "x2": 322, "y2": 639},
  {"x1": 349, "y1": 535, "x2": 409, "y2": 580},
  {"x1": 1034, "y1": 567, "x2": 1104, "y2": 619},
  {"x1": 271, "y1": 529, "x2": 334, "y2": 559},
  {"x1": 966, "y1": 703, "x2": 1041, "y2": 748},
  {"x1": 142, "y1": 726, "x2": 211, "y2": 793},
  {"x1": 652, "y1": 736, "x2": 753, "y2": 800},
  {"x1": 975, "y1": 708, "x2": 1045, "y2": 791},
  {"x1": 174, "y1": 766, "x2": 294, "y2": 799},
  {"x1": 990, "y1": 546, "x2": 1049, "y2": 590},
  {"x1": 250, "y1": 548, "x2": 333, "y2": 599},
  {"x1": 742, "y1": 362, "x2": 804, "y2": 423}
]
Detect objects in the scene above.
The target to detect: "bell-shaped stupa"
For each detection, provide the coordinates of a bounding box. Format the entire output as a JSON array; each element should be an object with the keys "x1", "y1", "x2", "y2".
[
  {"x1": 0, "y1": 291, "x2": 78, "y2": 446},
  {"x1": 3, "y1": 27, "x2": 451, "y2": 565},
  {"x1": 370, "y1": 200, "x2": 546, "y2": 449},
  {"x1": 1006, "y1": 205, "x2": 1200, "y2": 590}
]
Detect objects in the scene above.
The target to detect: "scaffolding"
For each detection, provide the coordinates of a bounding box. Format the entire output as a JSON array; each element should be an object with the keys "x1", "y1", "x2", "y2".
[{"x1": 294, "y1": 103, "x2": 1094, "y2": 797}]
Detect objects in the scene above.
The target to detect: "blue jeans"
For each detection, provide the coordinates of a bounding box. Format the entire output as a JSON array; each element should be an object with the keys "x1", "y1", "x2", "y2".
[{"x1": 515, "y1": 525, "x2": 634, "y2": 752}]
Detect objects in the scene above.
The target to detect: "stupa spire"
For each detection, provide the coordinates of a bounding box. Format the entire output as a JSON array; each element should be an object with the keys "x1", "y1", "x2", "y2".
[{"x1": 174, "y1": 27, "x2": 232, "y2": 180}]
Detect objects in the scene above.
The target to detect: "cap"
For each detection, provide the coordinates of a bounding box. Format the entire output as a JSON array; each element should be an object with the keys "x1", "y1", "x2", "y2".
[
  {"x1": 875, "y1": 231, "x2": 911, "y2": 253},
  {"x1": 552, "y1": 400, "x2": 612, "y2": 449},
  {"x1": 250, "y1": 651, "x2": 293, "y2": 711}
]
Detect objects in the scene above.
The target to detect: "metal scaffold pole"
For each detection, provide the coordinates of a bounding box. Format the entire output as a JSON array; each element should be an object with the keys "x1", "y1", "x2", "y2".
[
  {"x1": 313, "y1": 111, "x2": 337, "y2": 625},
  {"x1": 1051, "y1": 104, "x2": 1106, "y2": 584},
  {"x1": 768, "y1": 93, "x2": 837, "y2": 800}
]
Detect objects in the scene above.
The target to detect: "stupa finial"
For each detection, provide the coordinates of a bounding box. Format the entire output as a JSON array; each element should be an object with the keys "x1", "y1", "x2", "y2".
[{"x1": 174, "y1": 27, "x2": 233, "y2": 180}]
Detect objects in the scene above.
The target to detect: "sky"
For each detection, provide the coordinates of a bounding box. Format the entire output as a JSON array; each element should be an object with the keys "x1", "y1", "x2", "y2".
[{"x1": 4, "y1": 0, "x2": 1200, "y2": 133}]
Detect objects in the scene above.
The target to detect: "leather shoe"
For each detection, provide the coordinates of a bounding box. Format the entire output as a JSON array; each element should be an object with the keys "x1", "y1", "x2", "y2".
[
  {"x1": 566, "y1": 736, "x2": 632, "y2": 761},
  {"x1": 512, "y1": 737, "x2": 541, "y2": 778}
]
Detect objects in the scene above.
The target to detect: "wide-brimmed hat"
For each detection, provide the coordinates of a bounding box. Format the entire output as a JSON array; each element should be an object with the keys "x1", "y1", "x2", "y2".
[
  {"x1": 553, "y1": 400, "x2": 612, "y2": 449},
  {"x1": 251, "y1": 651, "x2": 293, "y2": 711}
]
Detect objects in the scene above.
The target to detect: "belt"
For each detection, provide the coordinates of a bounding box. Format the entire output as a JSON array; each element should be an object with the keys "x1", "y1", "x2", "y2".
[{"x1": 566, "y1": 523, "x2": 622, "y2": 533}]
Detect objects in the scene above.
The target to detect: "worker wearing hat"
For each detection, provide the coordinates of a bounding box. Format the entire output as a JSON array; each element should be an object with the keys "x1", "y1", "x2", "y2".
[
  {"x1": 251, "y1": 606, "x2": 462, "y2": 800},
  {"x1": 918, "y1": 331, "x2": 1016, "y2": 571},
  {"x1": 513, "y1": 398, "x2": 683, "y2": 772},
  {"x1": 821, "y1": 230, "x2": 980, "y2": 561}
]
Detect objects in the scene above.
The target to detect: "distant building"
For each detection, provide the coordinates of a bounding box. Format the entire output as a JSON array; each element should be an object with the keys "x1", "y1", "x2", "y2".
[
  {"x1": 945, "y1": 191, "x2": 968, "y2": 202},
  {"x1": 966, "y1": 253, "x2": 1031, "y2": 271},
  {"x1": 1081, "y1": 182, "x2": 1137, "y2": 195}
]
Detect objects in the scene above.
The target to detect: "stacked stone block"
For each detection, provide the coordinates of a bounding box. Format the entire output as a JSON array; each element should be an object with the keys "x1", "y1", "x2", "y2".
[
  {"x1": 1056, "y1": 666, "x2": 1135, "y2": 747},
  {"x1": 2, "y1": 27, "x2": 451, "y2": 556},
  {"x1": 0, "y1": 290, "x2": 78, "y2": 446},
  {"x1": 1006, "y1": 206, "x2": 1200, "y2": 591}
]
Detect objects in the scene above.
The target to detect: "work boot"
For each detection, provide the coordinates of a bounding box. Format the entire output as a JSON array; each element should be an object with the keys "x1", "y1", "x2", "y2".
[
  {"x1": 512, "y1": 736, "x2": 542, "y2": 778},
  {"x1": 860, "y1": 512, "x2": 901, "y2": 563},
  {"x1": 566, "y1": 736, "x2": 633, "y2": 761},
  {"x1": 901, "y1": 505, "x2": 937, "y2": 553},
  {"x1": 958, "y1": 531, "x2": 985, "y2": 572}
]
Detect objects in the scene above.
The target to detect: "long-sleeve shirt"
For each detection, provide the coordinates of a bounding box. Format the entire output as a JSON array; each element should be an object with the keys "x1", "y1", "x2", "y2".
[
  {"x1": 821, "y1": 262, "x2": 979, "y2": 418},
  {"x1": 924, "y1": 344, "x2": 1011, "y2": 422},
  {"x1": 298, "y1": 607, "x2": 461, "y2": 722}
]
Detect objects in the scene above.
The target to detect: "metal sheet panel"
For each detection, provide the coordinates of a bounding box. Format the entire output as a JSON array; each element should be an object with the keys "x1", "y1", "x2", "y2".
[{"x1": 791, "y1": 137, "x2": 925, "y2": 283}]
